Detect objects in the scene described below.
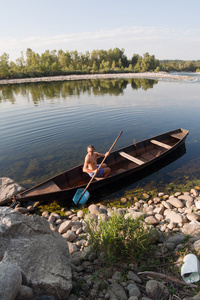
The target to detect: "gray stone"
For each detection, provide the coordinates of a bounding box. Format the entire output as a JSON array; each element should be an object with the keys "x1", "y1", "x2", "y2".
[
  {"x1": 0, "y1": 261, "x2": 22, "y2": 300},
  {"x1": 67, "y1": 294, "x2": 79, "y2": 300},
  {"x1": 62, "y1": 230, "x2": 77, "y2": 242},
  {"x1": 67, "y1": 242, "x2": 78, "y2": 254},
  {"x1": 58, "y1": 220, "x2": 72, "y2": 234},
  {"x1": 88, "y1": 204, "x2": 100, "y2": 215},
  {"x1": 0, "y1": 177, "x2": 25, "y2": 204},
  {"x1": 178, "y1": 195, "x2": 193, "y2": 202},
  {"x1": 193, "y1": 240, "x2": 200, "y2": 253},
  {"x1": 191, "y1": 189, "x2": 199, "y2": 197},
  {"x1": 15, "y1": 207, "x2": 29, "y2": 214},
  {"x1": 144, "y1": 216, "x2": 159, "y2": 225},
  {"x1": 127, "y1": 271, "x2": 142, "y2": 283},
  {"x1": 166, "y1": 233, "x2": 186, "y2": 245},
  {"x1": 0, "y1": 207, "x2": 72, "y2": 299},
  {"x1": 162, "y1": 200, "x2": 172, "y2": 209},
  {"x1": 108, "y1": 283, "x2": 127, "y2": 300},
  {"x1": 77, "y1": 210, "x2": 84, "y2": 218},
  {"x1": 15, "y1": 285, "x2": 33, "y2": 300},
  {"x1": 164, "y1": 210, "x2": 184, "y2": 223},
  {"x1": 186, "y1": 213, "x2": 200, "y2": 222},
  {"x1": 167, "y1": 197, "x2": 184, "y2": 208},
  {"x1": 183, "y1": 220, "x2": 200, "y2": 238},
  {"x1": 129, "y1": 286, "x2": 141, "y2": 298},
  {"x1": 146, "y1": 280, "x2": 169, "y2": 299},
  {"x1": 195, "y1": 200, "x2": 200, "y2": 209}
]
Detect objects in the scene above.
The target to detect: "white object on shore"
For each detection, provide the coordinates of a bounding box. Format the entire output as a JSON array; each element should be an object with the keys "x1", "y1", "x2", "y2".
[{"x1": 181, "y1": 254, "x2": 200, "y2": 283}]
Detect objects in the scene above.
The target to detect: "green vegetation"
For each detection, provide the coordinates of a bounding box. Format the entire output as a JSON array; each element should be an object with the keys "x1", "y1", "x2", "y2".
[
  {"x1": 1, "y1": 47, "x2": 200, "y2": 80},
  {"x1": 86, "y1": 213, "x2": 155, "y2": 262}
]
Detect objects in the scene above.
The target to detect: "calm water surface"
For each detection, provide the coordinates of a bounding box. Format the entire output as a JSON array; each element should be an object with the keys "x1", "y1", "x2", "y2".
[{"x1": 0, "y1": 75, "x2": 200, "y2": 203}]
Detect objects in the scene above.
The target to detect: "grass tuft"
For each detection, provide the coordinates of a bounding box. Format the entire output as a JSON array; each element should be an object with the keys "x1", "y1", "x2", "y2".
[{"x1": 86, "y1": 213, "x2": 155, "y2": 262}]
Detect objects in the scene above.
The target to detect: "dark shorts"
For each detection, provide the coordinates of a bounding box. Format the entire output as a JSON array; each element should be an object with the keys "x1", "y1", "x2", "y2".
[{"x1": 88, "y1": 165, "x2": 104, "y2": 178}]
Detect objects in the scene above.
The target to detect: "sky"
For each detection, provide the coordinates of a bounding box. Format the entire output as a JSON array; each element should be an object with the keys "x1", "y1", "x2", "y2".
[{"x1": 0, "y1": 0, "x2": 200, "y2": 62}]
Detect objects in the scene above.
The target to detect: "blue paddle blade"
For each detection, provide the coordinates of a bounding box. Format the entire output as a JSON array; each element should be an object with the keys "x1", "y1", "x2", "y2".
[{"x1": 73, "y1": 188, "x2": 90, "y2": 205}]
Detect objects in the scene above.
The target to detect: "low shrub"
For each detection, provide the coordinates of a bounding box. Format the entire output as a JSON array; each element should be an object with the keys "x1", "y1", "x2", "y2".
[{"x1": 86, "y1": 213, "x2": 155, "y2": 262}]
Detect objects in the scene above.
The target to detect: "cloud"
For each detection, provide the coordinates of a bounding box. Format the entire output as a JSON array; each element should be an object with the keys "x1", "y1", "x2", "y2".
[{"x1": 1, "y1": 26, "x2": 200, "y2": 61}]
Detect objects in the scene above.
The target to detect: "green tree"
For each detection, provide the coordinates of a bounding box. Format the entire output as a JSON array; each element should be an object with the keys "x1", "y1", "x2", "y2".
[{"x1": 0, "y1": 53, "x2": 10, "y2": 79}]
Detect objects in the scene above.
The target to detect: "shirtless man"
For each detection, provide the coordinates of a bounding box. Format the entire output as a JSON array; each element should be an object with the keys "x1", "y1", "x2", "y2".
[{"x1": 83, "y1": 145, "x2": 111, "y2": 178}]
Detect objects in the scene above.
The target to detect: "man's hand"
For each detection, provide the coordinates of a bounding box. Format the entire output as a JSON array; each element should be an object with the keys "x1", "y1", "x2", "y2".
[{"x1": 105, "y1": 151, "x2": 110, "y2": 157}]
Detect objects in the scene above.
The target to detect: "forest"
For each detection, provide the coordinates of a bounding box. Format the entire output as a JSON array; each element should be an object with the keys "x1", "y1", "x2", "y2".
[{"x1": 0, "y1": 48, "x2": 200, "y2": 80}]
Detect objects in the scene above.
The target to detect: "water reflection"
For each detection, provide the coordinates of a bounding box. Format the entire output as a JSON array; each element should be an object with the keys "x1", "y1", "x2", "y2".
[{"x1": 0, "y1": 78, "x2": 158, "y2": 104}]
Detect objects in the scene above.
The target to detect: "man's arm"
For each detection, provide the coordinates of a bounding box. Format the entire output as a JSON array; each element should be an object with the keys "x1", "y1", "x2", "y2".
[{"x1": 96, "y1": 151, "x2": 110, "y2": 158}]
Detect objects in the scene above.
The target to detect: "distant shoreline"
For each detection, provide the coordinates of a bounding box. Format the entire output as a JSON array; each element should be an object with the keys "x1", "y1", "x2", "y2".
[{"x1": 0, "y1": 72, "x2": 191, "y2": 85}]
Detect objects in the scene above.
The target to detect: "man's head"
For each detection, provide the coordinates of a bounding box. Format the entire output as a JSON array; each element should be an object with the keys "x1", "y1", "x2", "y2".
[{"x1": 87, "y1": 145, "x2": 95, "y2": 153}]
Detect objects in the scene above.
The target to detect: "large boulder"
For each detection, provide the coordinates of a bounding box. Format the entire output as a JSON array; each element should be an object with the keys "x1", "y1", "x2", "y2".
[
  {"x1": 0, "y1": 207, "x2": 72, "y2": 299},
  {"x1": 0, "y1": 177, "x2": 25, "y2": 205},
  {"x1": 0, "y1": 261, "x2": 22, "y2": 300}
]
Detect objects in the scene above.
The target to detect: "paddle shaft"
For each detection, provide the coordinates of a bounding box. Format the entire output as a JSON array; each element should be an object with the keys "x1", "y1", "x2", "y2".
[{"x1": 76, "y1": 131, "x2": 123, "y2": 205}]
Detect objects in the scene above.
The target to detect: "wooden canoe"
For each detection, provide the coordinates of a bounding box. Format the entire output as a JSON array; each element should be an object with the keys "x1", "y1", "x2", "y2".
[{"x1": 15, "y1": 128, "x2": 189, "y2": 204}]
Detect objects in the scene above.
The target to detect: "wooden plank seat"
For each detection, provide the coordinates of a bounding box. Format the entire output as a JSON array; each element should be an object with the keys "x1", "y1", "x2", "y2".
[
  {"x1": 119, "y1": 151, "x2": 144, "y2": 165},
  {"x1": 170, "y1": 133, "x2": 184, "y2": 140},
  {"x1": 150, "y1": 139, "x2": 172, "y2": 150}
]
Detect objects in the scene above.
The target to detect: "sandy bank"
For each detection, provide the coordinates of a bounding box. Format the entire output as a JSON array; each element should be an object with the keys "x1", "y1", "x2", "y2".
[{"x1": 0, "y1": 72, "x2": 191, "y2": 85}]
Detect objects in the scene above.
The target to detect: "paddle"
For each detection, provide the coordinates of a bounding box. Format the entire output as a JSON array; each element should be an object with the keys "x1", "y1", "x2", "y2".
[{"x1": 73, "y1": 131, "x2": 123, "y2": 205}]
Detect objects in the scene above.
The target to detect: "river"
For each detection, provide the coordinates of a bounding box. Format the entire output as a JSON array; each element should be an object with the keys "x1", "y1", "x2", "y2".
[{"x1": 0, "y1": 73, "x2": 200, "y2": 203}]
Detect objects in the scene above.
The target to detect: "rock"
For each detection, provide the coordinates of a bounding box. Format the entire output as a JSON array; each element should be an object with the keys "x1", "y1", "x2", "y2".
[
  {"x1": 166, "y1": 233, "x2": 186, "y2": 245},
  {"x1": 58, "y1": 220, "x2": 72, "y2": 234},
  {"x1": 15, "y1": 207, "x2": 29, "y2": 214},
  {"x1": 178, "y1": 195, "x2": 193, "y2": 202},
  {"x1": 146, "y1": 280, "x2": 169, "y2": 299},
  {"x1": 108, "y1": 283, "x2": 127, "y2": 300},
  {"x1": 143, "y1": 193, "x2": 150, "y2": 199},
  {"x1": 125, "y1": 209, "x2": 144, "y2": 219},
  {"x1": 153, "y1": 206, "x2": 165, "y2": 215},
  {"x1": 67, "y1": 242, "x2": 78, "y2": 255},
  {"x1": 0, "y1": 261, "x2": 22, "y2": 300},
  {"x1": 164, "y1": 210, "x2": 184, "y2": 224},
  {"x1": 145, "y1": 216, "x2": 159, "y2": 225},
  {"x1": 77, "y1": 210, "x2": 84, "y2": 218},
  {"x1": 80, "y1": 246, "x2": 93, "y2": 260},
  {"x1": 183, "y1": 220, "x2": 200, "y2": 238},
  {"x1": 120, "y1": 197, "x2": 127, "y2": 204},
  {"x1": 129, "y1": 286, "x2": 141, "y2": 298},
  {"x1": 0, "y1": 207, "x2": 72, "y2": 299},
  {"x1": 195, "y1": 200, "x2": 200, "y2": 209},
  {"x1": 48, "y1": 212, "x2": 60, "y2": 223},
  {"x1": 158, "y1": 192, "x2": 164, "y2": 197},
  {"x1": 162, "y1": 200, "x2": 172, "y2": 209},
  {"x1": 191, "y1": 189, "x2": 199, "y2": 197},
  {"x1": 15, "y1": 285, "x2": 33, "y2": 300},
  {"x1": 88, "y1": 204, "x2": 100, "y2": 215},
  {"x1": 62, "y1": 230, "x2": 77, "y2": 242},
  {"x1": 186, "y1": 213, "x2": 200, "y2": 222},
  {"x1": 127, "y1": 271, "x2": 142, "y2": 283},
  {"x1": 0, "y1": 177, "x2": 25, "y2": 204},
  {"x1": 167, "y1": 197, "x2": 184, "y2": 208},
  {"x1": 193, "y1": 240, "x2": 200, "y2": 253},
  {"x1": 42, "y1": 211, "x2": 50, "y2": 218}
]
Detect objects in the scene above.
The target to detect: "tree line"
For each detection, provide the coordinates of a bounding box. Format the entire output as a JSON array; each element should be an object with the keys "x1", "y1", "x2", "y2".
[{"x1": 0, "y1": 48, "x2": 200, "y2": 80}]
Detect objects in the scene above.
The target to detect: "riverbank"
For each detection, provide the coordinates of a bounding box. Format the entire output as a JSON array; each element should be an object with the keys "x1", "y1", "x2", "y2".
[
  {"x1": 0, "y1": 72, "x2": 192, "y2": 85},
  {"x1": 2, "y1": 184, "x2": 200, "y2": 299}
]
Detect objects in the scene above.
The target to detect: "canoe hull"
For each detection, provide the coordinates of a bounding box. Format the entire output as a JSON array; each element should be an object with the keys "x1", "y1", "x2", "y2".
[{"x1": 14, "y1": 128, "x2": 189, "y2": 205}]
